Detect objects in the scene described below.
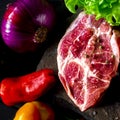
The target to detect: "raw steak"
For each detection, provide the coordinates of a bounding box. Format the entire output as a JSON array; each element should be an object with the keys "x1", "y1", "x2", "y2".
[{"x1": 57, "y1": 12, "x2": 120, "y2": 111}]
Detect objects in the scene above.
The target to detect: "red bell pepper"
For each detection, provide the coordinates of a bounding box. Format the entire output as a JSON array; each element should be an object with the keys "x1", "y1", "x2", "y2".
[{"x1": 0, "y1": 69, "x2": 56, "y2": 106}]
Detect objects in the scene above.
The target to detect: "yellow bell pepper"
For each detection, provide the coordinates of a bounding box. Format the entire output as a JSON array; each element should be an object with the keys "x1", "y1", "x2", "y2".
[{"x1": 13, "y1": 101, "x2": 55, "y2": 120}]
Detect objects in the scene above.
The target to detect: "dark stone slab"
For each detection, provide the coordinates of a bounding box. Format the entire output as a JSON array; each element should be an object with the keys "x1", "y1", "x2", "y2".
[
  {"x1": 36, "y1": 36, "x2": 120, "y2": 120},
  {"x1": 1, "y1": 0, "x2": 120, "y2": 119}
]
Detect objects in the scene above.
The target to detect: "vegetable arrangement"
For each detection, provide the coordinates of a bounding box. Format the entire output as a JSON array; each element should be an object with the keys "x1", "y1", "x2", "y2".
[
  {"x1": 13, "y1": 101, "x2": 55, "y2": 120},
  {"x1": 0, "y1": 68, "x2": 56, "y2": 106},
  {"x1": 1, "y1": 0, "x2": 55, "y2": 53},
  {"x1": 2, "y1": 0, "x2": 119, "y2": 119},
  {"x1": 0, "y1": 0, "x2": 60, "y2": 119},
  {"x1": 65, "y1": 0, "x2": 120, "y2": 26}
]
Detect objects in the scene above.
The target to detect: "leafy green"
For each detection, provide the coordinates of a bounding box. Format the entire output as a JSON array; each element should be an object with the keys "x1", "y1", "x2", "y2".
[
  {"x1": 64, "y1": 0, "x2": 84, "y2": 13},
  {"x1": 64, "y1": 0, "x2": 120, "y2": 26}
]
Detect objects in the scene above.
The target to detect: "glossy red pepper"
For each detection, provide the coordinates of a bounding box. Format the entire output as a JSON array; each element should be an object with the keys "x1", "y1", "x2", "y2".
[{"x1": 0, "y1": 69, "x2": 56, "y2": 106}]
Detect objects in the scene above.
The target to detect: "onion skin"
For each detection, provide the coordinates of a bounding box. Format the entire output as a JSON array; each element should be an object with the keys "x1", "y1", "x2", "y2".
[{"x1": 1, "y1": 0, "x2": 55, "y2": 53}]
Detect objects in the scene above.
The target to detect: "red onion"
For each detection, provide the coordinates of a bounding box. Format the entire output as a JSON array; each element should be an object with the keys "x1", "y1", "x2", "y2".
[{"x1": 1, "y1": 0, "x2": 55, "y2": 53}]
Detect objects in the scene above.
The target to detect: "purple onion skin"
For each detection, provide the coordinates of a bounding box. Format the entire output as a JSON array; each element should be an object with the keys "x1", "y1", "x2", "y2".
[{"x1": 1, "y1": 0, "x2": 55, "y2": 53}]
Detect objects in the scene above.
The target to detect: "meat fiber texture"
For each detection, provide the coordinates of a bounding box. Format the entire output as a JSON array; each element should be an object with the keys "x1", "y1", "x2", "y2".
[{"x1": 57, "y1": 12, "x2": 120, "y2": 111}]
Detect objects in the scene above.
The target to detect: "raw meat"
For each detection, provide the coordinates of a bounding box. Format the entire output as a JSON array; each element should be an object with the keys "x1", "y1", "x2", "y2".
[{"x1": 57, "y1": 12, "x2": 120, "y2": 111}]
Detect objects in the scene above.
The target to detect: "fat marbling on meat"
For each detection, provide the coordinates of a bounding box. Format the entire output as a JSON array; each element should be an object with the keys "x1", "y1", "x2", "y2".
[{"x1": 57, "y1": 12, "x2": 120, "y2": 111}]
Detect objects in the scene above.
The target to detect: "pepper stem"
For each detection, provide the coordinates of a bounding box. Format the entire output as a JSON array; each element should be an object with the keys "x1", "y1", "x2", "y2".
[{"x1": 34, "y1": 26, "x2": 48, "y2": 43}]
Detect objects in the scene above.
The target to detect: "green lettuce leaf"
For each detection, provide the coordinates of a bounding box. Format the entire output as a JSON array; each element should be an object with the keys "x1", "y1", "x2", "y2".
[{"x1": 64, "y1": 0, "x2": 120, "y2": 26}]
